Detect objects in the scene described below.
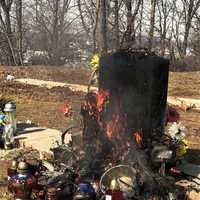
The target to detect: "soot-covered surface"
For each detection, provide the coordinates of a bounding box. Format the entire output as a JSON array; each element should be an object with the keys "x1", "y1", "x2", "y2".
[{"x1": 99, "y1": 49, "x2": 169, "y2": 146}]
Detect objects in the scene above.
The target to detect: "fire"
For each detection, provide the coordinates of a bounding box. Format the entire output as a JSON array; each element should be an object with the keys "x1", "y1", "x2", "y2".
[
  {"x1": 96, "y1": 90, "x2": 109, "y2": 112},
  {"x1": 106, "y1": 113, "x2": 121, "y2": 140},
  {"x1": 106, "y1": 121, "x2": 113, "y2": 140},
  {"x1": 134, "y1": 129, "x2": 143, "y2": 145}
]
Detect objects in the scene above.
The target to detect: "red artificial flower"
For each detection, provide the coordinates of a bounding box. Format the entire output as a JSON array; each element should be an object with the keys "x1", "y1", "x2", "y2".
[
  {"x1": 60, "y1": 104, "x2": 72, "y2": 117},
  {"x1": 166, "y1": 105, "x2": 180, "y2": 123}
]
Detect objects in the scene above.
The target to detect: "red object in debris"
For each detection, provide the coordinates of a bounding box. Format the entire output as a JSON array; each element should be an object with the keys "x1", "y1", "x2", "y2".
[
  {"x1": 133, "y1": 130, "x2": 143, "y2": 145},
  {"x1": 170, "y1": 167, "x2": 182, "y2": 175},
  {"x1": 106, "y1": 190, "x2": 124, "y2": 200},
  {"x1": 60, "y1": 104, "x2": 72, "y2": 117},
  {"x1": 166, "y1": 105, "x2": 180, "y2": 123}
]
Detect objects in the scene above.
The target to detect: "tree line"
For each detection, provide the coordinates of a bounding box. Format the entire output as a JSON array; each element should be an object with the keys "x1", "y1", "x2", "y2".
[{"x1": 0, "y1": 0, "x2": 199, "y2": 69}]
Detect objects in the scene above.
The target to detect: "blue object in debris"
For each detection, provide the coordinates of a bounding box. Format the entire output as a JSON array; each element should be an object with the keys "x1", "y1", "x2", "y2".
[
  {"x1": 0, "y1": 114, "x2": 6, "y2": 120},
  {"x1": 78, "y1": 182, "x2": 95, "y2": 194},
  {"x1": 0, "y1": 114, "x2": 6, "y2": 125}
]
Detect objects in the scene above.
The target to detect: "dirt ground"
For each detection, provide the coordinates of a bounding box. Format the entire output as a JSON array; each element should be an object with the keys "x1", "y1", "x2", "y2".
[
  {"x1": 0, "y1": 65, "x2": 91, "y2": 84},
  {"x1": 0, "y1": 66, "x2": 199, "y2": 199}
]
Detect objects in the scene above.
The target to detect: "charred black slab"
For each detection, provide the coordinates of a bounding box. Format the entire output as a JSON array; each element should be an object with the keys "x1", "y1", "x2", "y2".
[{"x1": 99, "y1": 49, "x2": 169, "y2": 146}]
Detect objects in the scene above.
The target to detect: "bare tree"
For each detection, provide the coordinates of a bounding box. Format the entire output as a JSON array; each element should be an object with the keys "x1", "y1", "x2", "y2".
[
  {"x1": 98, "y1": 0, "x2": 108, "y2": 55},
  {"x1": 156, "y1": 0, "x2": 173, "y2": 56},
  {"x1": 148, "y1": 0, "x2": 157, "y2": 51},
  {"x1": 51, "y1": 0, "x2": 59, "y2": 65},
  {"x1": 182, "y1": 0, "x2": 200, "y2": 55},
  {"x1": 191, "y1": 21, "x2": 200, "y2": 55},
  {"x1": 16, "y1": 0, "x2": 23, "y2": 65},
  {"x1": 138, "y1": 0, "x2": 143, "y2": 47},
  {"x1": 124, "y1": 0, "x2": 132, "y2": 47},
  {"x1": 113, "y1": 0, "x2": 119, "y2": 50},
  {"x1": 121, "y1": 0, "x2": 142, "y2": 48},
  {"x1": 0, "y1": 0, "x2": 16, "y2": 65},
  {"x1": 29, "y1": 0, "x2": 80, "y2": 65},
  {"x1": 0, "y1": 0, "x2": 198, "y2": 66},
  {"x1": 76, "y1": 0, "x2": 99, "y2": 52}
]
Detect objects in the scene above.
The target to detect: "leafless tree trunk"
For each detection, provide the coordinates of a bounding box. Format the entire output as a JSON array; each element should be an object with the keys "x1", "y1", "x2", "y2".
[
  {"x1": 148, "y1": 0, "x2": 157, "y2": 51},
  {"x1": 93, "y1": 2, "x2": 100, "y2": 53},
  {"x1": 98, "y1": 0, "x2": 108, "y2": 55},
  {"x1": 51, "y1": 0, "x2": 59, "y2": 65},
  {"x1": 77, "y1": 0, "x2": 90, "y2": 37},
  {"x1": 113, "y1": 0, "x2": 119, "y2": 50},
  {"x1": 182, "y1": 0, "x2": 200, "y2": 55},
  {"x1": 138, "y1": 0, "x2": 143, "y2": 47},
  {"x1": 168, "y1": 3, "x2": 177, "y2": 67},
  {"x1": 121, "y1": 0, "x2": 142, "y2": 48},
  {"x1": 171, "y1": 2, "x2": 185, "y2": 58},
  {"x1": 0, "y1": 0, "x2": 16, "y2": 65},
  {"x1": 125, "y1": 0, "x2": 132, "y2": 47},
  {"x1": 16, "y1": 0, "x2": 23, "y2": 65},
  {"x1": 35, "y1": 0, "x2": 38, "y2": 21},
  {"x1": 157, "y1": 0, "x2": 173, "y2": 56},
  {"x1": 90, "y1": 0, "x2": 100, "y2": 53}
]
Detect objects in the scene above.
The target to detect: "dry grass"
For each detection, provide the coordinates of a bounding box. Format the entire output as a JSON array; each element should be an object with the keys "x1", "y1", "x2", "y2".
[
  {"x1": 0, "y1": 65, "x2": 90, "y2": 85},
  {"x1": 0, "y1": 187, "x2": 11, "y2": 200},
  {"x1": 168, "y1": 71, "x2": 200, "y2": 98}
]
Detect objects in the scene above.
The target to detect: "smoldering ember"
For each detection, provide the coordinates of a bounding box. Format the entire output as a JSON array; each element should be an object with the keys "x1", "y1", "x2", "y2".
[{"x1": 2, "y1": 49, "x2": 200, "y2": 200}]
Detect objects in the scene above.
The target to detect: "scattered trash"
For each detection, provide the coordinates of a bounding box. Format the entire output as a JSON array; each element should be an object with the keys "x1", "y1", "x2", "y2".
[
  {"x1": 168, "y1": 122, "x2": 188, "y2": 140},
  {"x1": 26, "y1": 120, "x2": 32, "y2": 124},
  {"x1": 50, "y1": 138, "x2": 60, "y2": 149},
  {"x1": 6, "y1": 74, "x2": 15, "y2": 81}
]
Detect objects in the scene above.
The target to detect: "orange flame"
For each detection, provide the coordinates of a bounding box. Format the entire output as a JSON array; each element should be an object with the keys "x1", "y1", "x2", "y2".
[
  {"x1": 134, "y1": 130, "x2": 143, "y2": 145},
  {"x1": 96, "y1": 90, "x2": 109, "y2": 112},
  {"x1": 106, "y1": 113, "x2": 121, "y2": 140},
  {"x1": 106, "y1": 121, "x2": 113, "y2": 140}
]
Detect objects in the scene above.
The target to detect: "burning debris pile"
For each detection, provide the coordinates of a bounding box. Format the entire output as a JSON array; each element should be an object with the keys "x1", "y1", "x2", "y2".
[
  {"x1": 6, "y1": 49, "x2": 191, "y2": 200},
  {"x1": 81, "y1": 50, "x2": 169, "y2": 167},
  {"x1": 77, "y1": 49, "x2": 185, "y2": 198}
]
